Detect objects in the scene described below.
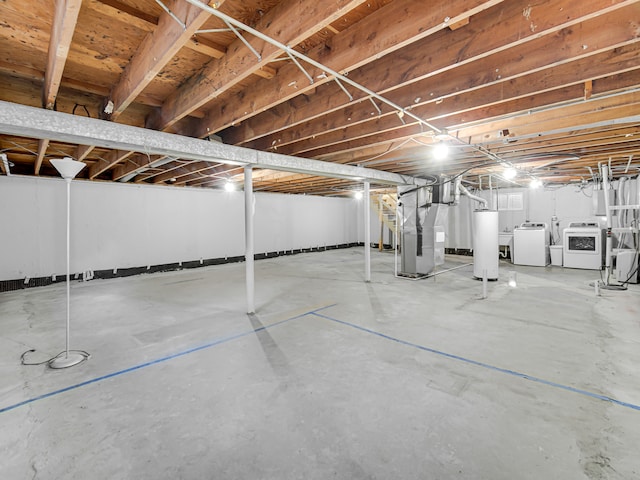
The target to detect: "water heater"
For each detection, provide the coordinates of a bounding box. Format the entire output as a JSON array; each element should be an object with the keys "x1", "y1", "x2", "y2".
[{"x1": 473, "y1": 209, "x2": 499, "y2": 280}]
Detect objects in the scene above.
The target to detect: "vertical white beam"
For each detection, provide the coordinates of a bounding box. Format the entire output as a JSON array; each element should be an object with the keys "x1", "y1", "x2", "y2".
[
  {"x1": 364, "y1": 181, "x2": 371, "y2": 282},
  {"x1": 244, "y1": 166, "x2": 255, "y2": 313}
]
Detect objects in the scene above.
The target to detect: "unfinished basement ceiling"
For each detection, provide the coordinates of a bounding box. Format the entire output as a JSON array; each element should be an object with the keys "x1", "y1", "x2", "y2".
[{"x1": 0, "y1": 0, "x2": 639, "y2": 195}]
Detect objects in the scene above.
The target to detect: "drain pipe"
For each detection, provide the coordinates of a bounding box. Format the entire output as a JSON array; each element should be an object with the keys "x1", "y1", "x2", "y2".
[
  {"x1": 600, "y1": 162, "x2": 613, "y2": 285},
  {"x1": 458, "y1": 182, "x2": 488, "y2": 209}
]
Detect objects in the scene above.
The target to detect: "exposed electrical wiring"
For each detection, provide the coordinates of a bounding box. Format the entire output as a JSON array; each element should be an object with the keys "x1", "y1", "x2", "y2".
[{"x1": 21, "y1": 349, "x2": 90, "y2": 367}]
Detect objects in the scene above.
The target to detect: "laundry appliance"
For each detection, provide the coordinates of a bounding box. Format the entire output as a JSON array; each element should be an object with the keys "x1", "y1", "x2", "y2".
[
  {"x1": 513, "y1": 222, "x2": 550, "y2": 266},
  {"x1": 562, "y1": 222, "x2": 605, "y2": 270}
]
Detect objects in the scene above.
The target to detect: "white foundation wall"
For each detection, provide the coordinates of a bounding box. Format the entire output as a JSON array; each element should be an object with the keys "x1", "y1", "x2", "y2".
[{"x1": 0, "y1": 176, "x2": 360, "y2": 281}]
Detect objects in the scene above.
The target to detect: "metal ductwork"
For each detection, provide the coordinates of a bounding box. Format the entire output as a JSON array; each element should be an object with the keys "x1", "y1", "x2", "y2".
[{"x1": 397, "y1": 184, "x2": 448, "y2": 277}]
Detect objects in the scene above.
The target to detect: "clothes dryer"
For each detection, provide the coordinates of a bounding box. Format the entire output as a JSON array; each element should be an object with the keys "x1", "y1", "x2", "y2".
[{"x1": 562, "y1": 222, "x2": 604, "y2": 270}]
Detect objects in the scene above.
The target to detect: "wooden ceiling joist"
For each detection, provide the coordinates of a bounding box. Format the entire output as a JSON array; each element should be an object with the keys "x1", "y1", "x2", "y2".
[
  {"x1": 198, "y1": 0, "x2": 503, "y2": 140},
  {"x1": 34, "y1": 138, "x2": 50, "y2": 175},
  {"x1": 106, "y1": 0, "x2": 227, "y2": 120},
  {"x1": 89, "y1": 149, "x2": 134, "y2": 179},
  {"x1": 224, "y1": 0, "x2": 636, "y2": 147},
  {"x1": 1, "y1": 0, "x2": 639, "y2": 194},
  {"x1": 249, "y1": 38, "x2": 640, "y2": 155},
  {"x1": 43, "y1": 0, "x2": 83, "y2": 110},
  {"x1": 146, "y1": 0, "x2": 369, "y2": 132}
]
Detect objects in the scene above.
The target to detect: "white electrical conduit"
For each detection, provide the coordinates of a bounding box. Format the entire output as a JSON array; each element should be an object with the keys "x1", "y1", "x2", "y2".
[
  {"x1": 182, "y1": 0, "x2": 547, "y2": 174},
  {"x1": 182, "y1": 0, "x2": 443, "y2": 135},
  {"x1": 154, "y1": 0, "x2": 186, "y2": 29},
  {"x1": 393, "y1": 262, "x2": 474, "y2": 281}
]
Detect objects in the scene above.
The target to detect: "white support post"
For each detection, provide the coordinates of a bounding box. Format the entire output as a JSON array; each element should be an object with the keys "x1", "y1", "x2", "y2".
[
  {"x1": 364, "y1": 181, "x2": 371, "y2": 282},
  {"x1": 244, "y1": 166, "x2": 255, "y2": 314}
]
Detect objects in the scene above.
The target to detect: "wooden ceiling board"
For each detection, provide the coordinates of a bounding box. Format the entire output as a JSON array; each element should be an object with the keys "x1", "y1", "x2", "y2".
[
  {"x1": 147, "y1": 48, "x2": 217, "y2": 101},
  {"x1": 68, "y1": 3, "x2": 152, "y2": 76},
  {"x1": 96, "y1": 0, "x2": 164, "y2": 18},
  {"x1": 1, "y1": 0, "x2": 639, "y2": 195},
  {"x1": 0, "y1": 1, "x2": 54, "y2": 75}
]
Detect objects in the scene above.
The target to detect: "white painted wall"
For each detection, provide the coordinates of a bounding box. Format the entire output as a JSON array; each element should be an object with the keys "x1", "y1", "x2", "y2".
[{"x1": 0, "y1": 176, "x2": 360, "y2": 281}]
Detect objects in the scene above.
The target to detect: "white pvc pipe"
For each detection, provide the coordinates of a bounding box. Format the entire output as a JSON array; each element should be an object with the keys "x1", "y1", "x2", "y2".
[
  {"x1": 364, "y1": 181, "x2": 371, "y2": 282},
  {"x1": 459, "y1": 183, "x2": 488, "y2": 209},
  {"x1": 244, "y1": 166, "x2": 255, "y2": 313},
  {"x1": 600, "y1": 163, "x2": 613, "y2": 284},
  {"x1": 489, "y1": 174, "x2": 494, "y2": 210},
  {"x1": 394, "y1": 202, "x2": 399, "y2": 277},
  {"x1": 482, "y1": 269, "x2": 488, "y2": 299}
]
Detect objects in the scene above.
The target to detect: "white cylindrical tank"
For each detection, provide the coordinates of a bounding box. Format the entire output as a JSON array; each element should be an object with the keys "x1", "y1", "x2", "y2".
[{"x1": 473, "y1": 209, "x2": 499, "y2": 280}]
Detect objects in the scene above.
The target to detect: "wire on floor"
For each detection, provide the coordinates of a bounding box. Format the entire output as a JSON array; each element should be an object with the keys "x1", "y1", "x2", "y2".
[{"x1": 21, "y1": 349, "x2": 91, "y2": 367}]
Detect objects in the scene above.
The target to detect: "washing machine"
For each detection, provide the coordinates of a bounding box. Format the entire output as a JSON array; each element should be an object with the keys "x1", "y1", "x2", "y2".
[
  {"x1": 562, "y1": 222, "x2": 604, "y2": 270},
  {"x1": 513, "y1": 222, "x2": 550, "y2": 266}
]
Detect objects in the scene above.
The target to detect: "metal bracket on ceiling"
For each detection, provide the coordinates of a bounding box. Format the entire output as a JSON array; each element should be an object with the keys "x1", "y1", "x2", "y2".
[
  {"x1": 285, "y1": 49, "x2": 314, "y2": 85},
  {"x1": 334, "y1": 77, "x2": 353, "y2": 102},
  {"x1": 223, "y1": 19, "x2": 261, "y2": 61},
  {"x1": 154, "y1": 0, "x2": 186, "y2": 30}
]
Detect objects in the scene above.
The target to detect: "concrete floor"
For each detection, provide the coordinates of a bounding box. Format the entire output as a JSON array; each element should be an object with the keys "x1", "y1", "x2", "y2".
[{"x1": 1, "y1": 248, "x2": 639, "y2": 479}]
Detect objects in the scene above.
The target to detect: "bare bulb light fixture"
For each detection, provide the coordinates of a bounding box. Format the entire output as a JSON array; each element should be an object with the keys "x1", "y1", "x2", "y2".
[
  {"x1": 503, "y1": 167, "x2": 517, "y2": 180},
  {"x1": 224, "y1": 181, "x2": 236, "y2": 192},
  {"x1": 432, "y1": 142, "x2": 449, "y2": 161},
  {"x1": 355, "y1": 191, "x2": 363, "y2": 200},
  {"x1": 529, "y1": 178, "x2": 543, "y2": 189},
  {"x1": 49, "y1": 157, "x2": 90, "y2": 369}
]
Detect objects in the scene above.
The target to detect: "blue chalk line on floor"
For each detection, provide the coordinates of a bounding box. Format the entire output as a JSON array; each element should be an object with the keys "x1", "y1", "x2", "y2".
[
  {"x1": 0, "y1": 304, "x2": 335, "y2": 414},
  {"x1": 311, "y1": 311, "x2": 640, "y2": 412}
]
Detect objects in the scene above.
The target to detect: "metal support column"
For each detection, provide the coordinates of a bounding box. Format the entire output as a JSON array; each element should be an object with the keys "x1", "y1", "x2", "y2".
[
  {"x1": 244, "y1": 166, "x2": 255, "y2": 313},
  {"x1": 364, "y1": 181, "x2": 371, "y2": 282}
]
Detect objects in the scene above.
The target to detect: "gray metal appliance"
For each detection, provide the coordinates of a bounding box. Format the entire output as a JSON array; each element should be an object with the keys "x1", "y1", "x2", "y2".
[{"x1": 398, "y1": 185, "x2": 448, "y2": 277}]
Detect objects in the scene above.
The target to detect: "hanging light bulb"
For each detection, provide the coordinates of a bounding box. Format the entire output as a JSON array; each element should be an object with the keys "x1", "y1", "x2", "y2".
[
  {"x1": 355, "y1": 191, "x2": 363, "y2": 200},
  {"x1": 224, "y1": 181, "x2": 235, "y2": 192},
  {"x1": 503, "y1": 167, "x2": 517, "y2": 180},
  {"x1": 432, "y1": 142, "x2": 449, "y2": 160},
  {"x1": 529, "y1": 178, "x2": 543, "y2": 189}
]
